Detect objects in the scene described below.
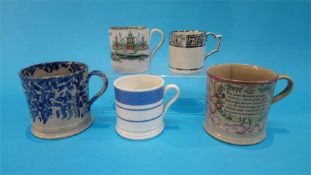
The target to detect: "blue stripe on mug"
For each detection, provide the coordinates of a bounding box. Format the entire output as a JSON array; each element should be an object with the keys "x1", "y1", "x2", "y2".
[
  {"x1": 114, "y1": 87, "x2": 164, "y2": 106},
  {"x1": 115, "y1": 102, "x2": 163, "y2": 111},
  {"x1": 117, "y1": 114, "x2": 163, "y2": 123}
]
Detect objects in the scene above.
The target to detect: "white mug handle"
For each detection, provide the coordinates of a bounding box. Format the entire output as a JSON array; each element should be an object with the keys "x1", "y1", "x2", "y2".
[
  {"x1": 150, "y1": 28, "x2": 165, "y2": 60},
  {"x1": 163, "y1": 84, "x2": 180, "y2": 114},
  {"x1": 205, "y1": 32, "x2": 222, "y2": 60}
]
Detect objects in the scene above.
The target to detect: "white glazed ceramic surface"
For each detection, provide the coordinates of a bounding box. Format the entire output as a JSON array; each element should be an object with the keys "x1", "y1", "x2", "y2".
[
  {"x1": 204, "y1": 64, "x2": 294, "y2": 145},
  {"x1": 109, "y1": 26, "x2": 164, "y2": 74},
  {"x1": 32, "y1": 114, "x2": 93, "y2": 139},
  {"x1": 114, "y1": 75, "x2": 180, "y2": 140},
  {"x1": 170, "y1": 46, "x2": 205, "y2": 74}
]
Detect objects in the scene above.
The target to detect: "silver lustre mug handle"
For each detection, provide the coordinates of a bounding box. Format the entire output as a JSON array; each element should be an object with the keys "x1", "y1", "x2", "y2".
[
  {"x1": 205, "y1": 32, "x2": 222, "y2": 60},
  {"x1": 163, "y1": 84, "x2": 180, "y2": 114},
  {"x1": 150, "y1": 28, "x2": 165, "y2": 61},
  {"x1": 86, "y1": 70, "x2": 109, "y2": 109}
]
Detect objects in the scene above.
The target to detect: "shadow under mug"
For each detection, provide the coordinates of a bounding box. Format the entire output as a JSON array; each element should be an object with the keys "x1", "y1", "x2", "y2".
[
  {"x1": 19, "y1": 61, "x2": 108, "y2": 139},
  {"x1": 204, "y1": 64, "x2": 294, "y2": 145},
  {"x1": 114, "y1": 75, "x2": 180, "y2": 140},
  {"x1": 169, "y1": 30, "x2": 222, "y2": 74},
  {"x1": 109, "y1": 26, "x2": 165, "y2": 74}
]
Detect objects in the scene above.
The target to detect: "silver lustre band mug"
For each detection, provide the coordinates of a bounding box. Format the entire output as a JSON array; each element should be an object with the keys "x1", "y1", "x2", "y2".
[{"x1": 169, "y1": 30, "x2": 222, "y2": 74}]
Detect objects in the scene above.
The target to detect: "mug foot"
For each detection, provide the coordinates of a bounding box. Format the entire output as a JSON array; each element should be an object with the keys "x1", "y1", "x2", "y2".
[
  {"x1": 31, "y1": 116, "x2": 93, "y2": 139},
  {"x1": 169, "y1": 67, "x2": 203, "y2": 74},
  {"x1": 116, "y1": 123, "x2": 164, "y2": 140},
  {"x1": 203, "y1": 119, "x2": 266, "y2": 145}
]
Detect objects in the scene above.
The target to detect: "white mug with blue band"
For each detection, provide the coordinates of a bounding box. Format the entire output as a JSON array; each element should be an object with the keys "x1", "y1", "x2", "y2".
[{"x1": 114, "y1": 75, "x2": 180, "y2": 140}]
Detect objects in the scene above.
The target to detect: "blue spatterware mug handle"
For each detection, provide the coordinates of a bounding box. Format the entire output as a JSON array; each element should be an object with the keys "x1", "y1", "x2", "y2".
[
  {"x1": 163, "y1": 84, "x2": 180, "y2": 114},
  {"x1": 86, "y1": 70, "x2": 109, "y2": 108}
]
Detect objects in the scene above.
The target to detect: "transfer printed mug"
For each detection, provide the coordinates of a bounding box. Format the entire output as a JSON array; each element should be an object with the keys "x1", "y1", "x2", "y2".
[
  {"x1": 19, "y1": 61, "x2": 108, "y2": 139},
  {"x1": 169, "y1": 30, "x2": 222, "y2": 74},
  {"x1": 114, "y1": 75, "x2": 180, "y2": 140},
  {"x1": 204, "y1": 64, "x2": 294, "y2": 145},
  {"x1": 109, "y1": 26, "x2": 165, "y2": 74}
]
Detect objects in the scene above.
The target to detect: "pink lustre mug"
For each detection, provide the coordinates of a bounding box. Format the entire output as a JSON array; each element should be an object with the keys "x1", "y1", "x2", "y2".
[{"x1": 204, "y1": 64, "x2": 294, "y2": 145}]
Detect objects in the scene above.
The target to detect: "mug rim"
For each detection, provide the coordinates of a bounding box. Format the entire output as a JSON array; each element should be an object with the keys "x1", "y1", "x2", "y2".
[
  {"x1": 114, "y1": 74, "x2": 164, "y2": 92},
  {"x1": 170, "y1": 30, "x2": 205, "y2": 35},
  {"x1": 109, "y1": 26, "x2": 148, "y2": 30},
  {"x1": 19, "y1": 61, "x2": 88, "y2": 80},
  {"x1": 207, "y1": 63, "x2": 279, "y2": 84}
]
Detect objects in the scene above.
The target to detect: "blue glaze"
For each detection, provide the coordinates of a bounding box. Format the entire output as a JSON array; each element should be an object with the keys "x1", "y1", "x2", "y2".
[
  {"x1": 114, "y1": 87, "x2": 164, "y2": 106},
  {"x1": 19, "y1": 61, "x2": 108, "y2": 124}
]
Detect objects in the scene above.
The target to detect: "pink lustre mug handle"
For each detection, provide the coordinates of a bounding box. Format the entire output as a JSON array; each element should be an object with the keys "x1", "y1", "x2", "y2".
[
  {"x1": 205, "y1": 32, "x2": 222, "y2": 60},
  {"x1": 272, "y1": 74, "x2": 294, "y2": 104},
  {"x1": 150, "y1": 28, "x2": 165, "y2": 60}
]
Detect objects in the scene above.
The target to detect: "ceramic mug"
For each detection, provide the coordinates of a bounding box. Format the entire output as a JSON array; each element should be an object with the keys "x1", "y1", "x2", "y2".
[
  {"x1": 114, "y1": 75, "x2": 180, "y2": 140},
  {"x1": 169, "y1": 30, "x2": 222, "y2": 74},
  {"x1": 19, "y1": 61, "x2": 108, "y2": 139},
  {"x1": 109, "y1": 26, "x2": 165, "y2": 74},
  {"x1": 204, "y1": 64, "x2": 294, "y2": 145}
]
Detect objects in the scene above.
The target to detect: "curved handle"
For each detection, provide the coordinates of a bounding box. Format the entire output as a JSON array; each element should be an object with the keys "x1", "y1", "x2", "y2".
[
  {"x1": 163, "y1": 84, "x2": 180, "y2": 113},
  {"x1": 272, "y1": 74, "x2": 294, "y2": 104},
  {"x1": 86, "y1": 70, "x2": 109, "y2": 108},
  {"x1": 205, "y1": 32, "x2": 222, "y2": 60},
  {"x1": 150, "y1": 28, "x2": 165, "y2": 60}
]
